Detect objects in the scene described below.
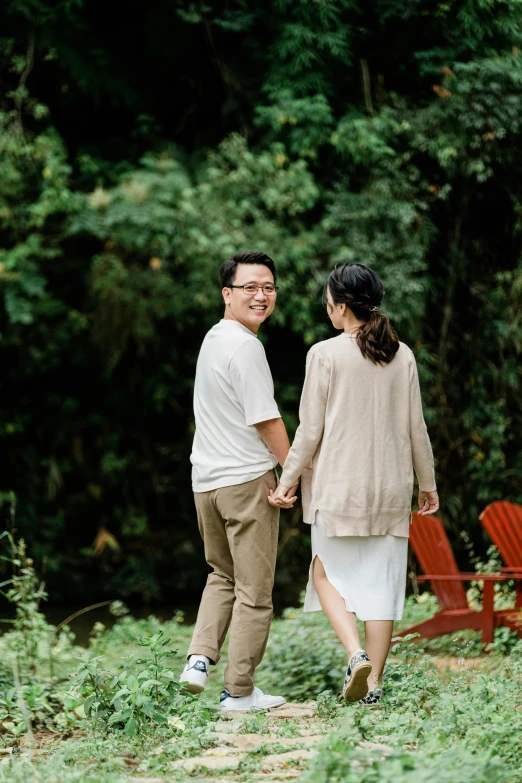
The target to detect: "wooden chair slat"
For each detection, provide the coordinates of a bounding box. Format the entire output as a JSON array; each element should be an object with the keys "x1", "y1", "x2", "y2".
[
  {"x1": 397, "y1": 508, "x2": 522, "y2": 646},
  {"x1": 480, "y1": 501, "x2": 522, "y2": 567},
  {"x1": 410, "y1": 513, "x2": 468, "y2": 611}
]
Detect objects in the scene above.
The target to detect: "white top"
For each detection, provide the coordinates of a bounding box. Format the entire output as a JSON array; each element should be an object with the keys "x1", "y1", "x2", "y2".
[{"x1": 191, "y1": 320, "x2": 280, "y2": 492}]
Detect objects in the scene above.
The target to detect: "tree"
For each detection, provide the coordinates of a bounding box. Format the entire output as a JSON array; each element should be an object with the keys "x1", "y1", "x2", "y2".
[{"x1": 2, "y1": 1, "x2": 522, "y2": 602}]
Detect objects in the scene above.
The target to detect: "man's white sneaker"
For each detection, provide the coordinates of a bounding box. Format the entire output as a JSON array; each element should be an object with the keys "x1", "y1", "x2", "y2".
[
  {"x1": 219, "y1": 686, "x2": 286, "y2": 711},
  {"x1": 179, "y1": 655, "x2": 209, "y2": 694}
]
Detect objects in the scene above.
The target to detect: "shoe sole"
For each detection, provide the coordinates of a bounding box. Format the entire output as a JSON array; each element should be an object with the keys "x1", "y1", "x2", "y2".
[
  {"x1": 182, "y1": 681, "x2": 205, "y2": 694},
  {"x1": 180, "y1": 672, "x2": 207, "y2": 694},
  {"x1": 220, "y1": 699, "x2": 286, "y2": 712},
  {"x1": 342, "y1": 662, "x2": 372, "y2": 702}
]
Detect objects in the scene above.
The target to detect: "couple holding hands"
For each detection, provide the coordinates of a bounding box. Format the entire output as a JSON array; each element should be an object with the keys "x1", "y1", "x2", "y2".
[{"x1": 180, "y1": 250, "x2": 438, "y2": 710}]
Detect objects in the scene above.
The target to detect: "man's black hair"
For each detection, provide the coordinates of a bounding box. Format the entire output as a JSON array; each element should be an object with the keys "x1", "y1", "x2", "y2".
[{"x1": 220, "y1": 250, "x2": 277, "y2": 288}]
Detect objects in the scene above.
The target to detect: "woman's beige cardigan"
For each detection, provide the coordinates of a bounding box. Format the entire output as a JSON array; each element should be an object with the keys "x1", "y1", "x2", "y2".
[{"x1": 279, "y1": 335, "x2": 436, "y2": 538}]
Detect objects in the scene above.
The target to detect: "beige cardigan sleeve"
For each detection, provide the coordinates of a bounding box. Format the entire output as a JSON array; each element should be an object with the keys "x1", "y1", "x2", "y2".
[
  {"x1": 279, "y1": 348, "x2": 329, "y2": 488},
  {"x1": 409, "y1": 352, "x2": 437, "y2": 491}
]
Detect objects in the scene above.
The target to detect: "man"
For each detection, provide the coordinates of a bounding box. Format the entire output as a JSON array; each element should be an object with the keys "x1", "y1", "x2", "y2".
[{"x1": 180, "y1": 250, "x2": 297, "y2": 711}]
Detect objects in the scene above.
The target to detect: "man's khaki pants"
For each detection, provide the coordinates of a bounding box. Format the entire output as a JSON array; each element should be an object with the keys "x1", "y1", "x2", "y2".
[{"x1": 188, "y1": 470, "x2": 279, "y2": 696}]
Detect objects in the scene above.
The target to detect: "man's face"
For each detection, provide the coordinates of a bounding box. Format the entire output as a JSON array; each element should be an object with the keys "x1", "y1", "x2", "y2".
[{"x1": 222, "y1": 264, "x2": 277, "y2": 333}]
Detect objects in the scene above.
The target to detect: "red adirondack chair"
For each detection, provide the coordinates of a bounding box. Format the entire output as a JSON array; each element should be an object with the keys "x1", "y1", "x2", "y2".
[
  {"x1": 479, "y1": 501, "x2": 522, "y2": 636},
  {"x1": 394, "y1": 512, "x2": 522, "y2": 645}
]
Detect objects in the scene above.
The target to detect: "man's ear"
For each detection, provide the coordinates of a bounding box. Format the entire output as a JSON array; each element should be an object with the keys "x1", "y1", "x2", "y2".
[{"x1": 222, "y1": 287, "x2": 231, "y2": 305}]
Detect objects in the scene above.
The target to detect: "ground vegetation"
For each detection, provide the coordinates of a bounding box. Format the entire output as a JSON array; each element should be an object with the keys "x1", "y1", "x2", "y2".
[{"x1": 0, "y1": 537, "x2": 520, "y2": 782}]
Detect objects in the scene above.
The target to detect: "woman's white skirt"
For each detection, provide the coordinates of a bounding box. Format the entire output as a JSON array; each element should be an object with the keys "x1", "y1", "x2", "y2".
[{"x1": 304, "y1": 512, "x2": 408, "y2": 621}]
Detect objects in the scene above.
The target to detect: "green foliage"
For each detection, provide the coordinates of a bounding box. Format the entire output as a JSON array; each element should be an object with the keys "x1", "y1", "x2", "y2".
[
  {"x1": 301, "y1": 738, "x2": 512, "y2": 783},
  {"x1": 301, "y1": 635, "x2": 522, "y2": 783},
  {"x1": 0, "y1": 532, "x2": 217, "y2": 782},
  {"x1": 0, "y1": 581, "x2": 521, "y2": 782},
  {"x1": 0, "y1": 532, "x2": 79, "y2": 735},
  {"x1": 0, "y1": 120, "x2": 76, "y2": 324},
  {"x1": 315, "y1": 689, "x2": 339, "y2": 719},
  {"x1": 0, "y1": 528, "x2": 519, "y2": 783},
  {"x1": 256, "y1": 607, "x2": 345, "y2": 699},
  {"x1": 262, "y1": 0, "x2": 355, "y2": 97},
  {"x1": 69, "y1": 630, "x2": 216, "y2": 737},
  {"x1": 256, "y1": 596, "x2": 522, "y2": 702},
  {"x1": 2, "y1": 0, "x2": 522, "y2": 600}
]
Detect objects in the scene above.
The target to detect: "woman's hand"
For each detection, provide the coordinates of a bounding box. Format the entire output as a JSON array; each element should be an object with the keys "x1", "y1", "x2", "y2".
[
  {"x1": 268, "y1": 484, "x2": 298, "y2": 509},
  {"x1": 418, "y1": 489, "x2": 439, "y2": 516}
]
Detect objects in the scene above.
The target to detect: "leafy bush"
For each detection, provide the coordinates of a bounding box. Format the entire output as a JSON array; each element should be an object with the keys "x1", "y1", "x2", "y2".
[
  {"x1": 256, "y1": 596, "x2": 445, "y2": 701},
  {"x1": 68, "y1": 629, "x2": 217, "y2": 737},
  {"x1": 0, "y1": 533, "x2": 211, "y2": 744},
  {"x1": 256, "y1": 607, "x2": 346, "y2": 700},
  {"x1": 4, "y1": 0, "x2": 522, "y2": 603},
  {"x1": 0, "y1": 532, "x2": 79, "y2": 736}
]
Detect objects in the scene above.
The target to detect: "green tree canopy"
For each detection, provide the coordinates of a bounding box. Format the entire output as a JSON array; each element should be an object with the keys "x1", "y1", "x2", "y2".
[{"x1": 1, "y1": 0, "x2": 522, "y2": 603}]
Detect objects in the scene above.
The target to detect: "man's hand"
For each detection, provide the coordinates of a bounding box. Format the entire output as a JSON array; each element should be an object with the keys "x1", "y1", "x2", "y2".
[
  {"x1": 268, "y1": 484, "x2": 298, "y2": 509},
  {"x1": 418, "y1": 489, "x2": 439, "y2": 516}
]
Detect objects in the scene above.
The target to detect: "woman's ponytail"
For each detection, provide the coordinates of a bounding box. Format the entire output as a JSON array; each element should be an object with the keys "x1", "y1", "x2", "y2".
[
  {"x1": 326, "y1": 264, "x2": 400, "y2": 365},
  {"x1": 356, "y1": 311, "x2": 399, "y2": 365}
]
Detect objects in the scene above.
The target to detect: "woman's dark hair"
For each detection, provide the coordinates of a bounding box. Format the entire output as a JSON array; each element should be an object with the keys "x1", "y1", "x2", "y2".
[
  {"x1": 325, "y1": 263, "x2": 399, "y2": 365},
  {"x1": 220, "y1": 250, "x2": 277, "y2": 287}
]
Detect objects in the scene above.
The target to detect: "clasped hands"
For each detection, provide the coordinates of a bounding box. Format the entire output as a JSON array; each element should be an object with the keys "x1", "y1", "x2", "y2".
[
  {"x1": 269, "y1": 486, "x2": 440, "y2": 513},
  {"x1": 268, "y1": 483, "x2": 299, "y2": 509}
]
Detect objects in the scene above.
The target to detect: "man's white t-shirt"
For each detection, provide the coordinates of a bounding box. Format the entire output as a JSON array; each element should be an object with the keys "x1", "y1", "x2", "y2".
[{"x1": 190, "y1": 320, "x2": 280, "y2": 492}]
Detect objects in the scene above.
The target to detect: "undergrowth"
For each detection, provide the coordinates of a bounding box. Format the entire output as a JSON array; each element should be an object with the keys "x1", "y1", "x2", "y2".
[
  {"x1": 301, "y1": 634, "x2": 522, "y2": 783},
  {"x1": 0, "y1": 532, "x2": 520, "y2": 782}
]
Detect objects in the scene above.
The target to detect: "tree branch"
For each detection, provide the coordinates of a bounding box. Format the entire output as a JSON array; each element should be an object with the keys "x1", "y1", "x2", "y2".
[
  {"x1": 360, "y1": 58, "x2": 374, "y2": 116},
  {"x1": 14, "y1": 31, "x2": 35, "y2": 134}
]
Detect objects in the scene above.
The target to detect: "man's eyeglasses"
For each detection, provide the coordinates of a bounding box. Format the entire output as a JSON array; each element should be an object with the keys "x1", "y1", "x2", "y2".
[{"x1": 228, "y1": 285, "x2": 278, "y2": 296}]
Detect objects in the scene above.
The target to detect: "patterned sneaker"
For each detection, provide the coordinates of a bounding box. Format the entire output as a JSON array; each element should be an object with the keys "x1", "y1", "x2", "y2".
[
  {"x1": 342, "y1": 649, "x2": 372, "y2": 702},
  {"x1": 219, "y1": 686, "x2": 286, "y2": 711},
  {"x1": 179, "y1": 655, "x2": 209, "y2": 694},
  {"x1": 360, "y1": 688, "x2": 383, "y2": 706}
]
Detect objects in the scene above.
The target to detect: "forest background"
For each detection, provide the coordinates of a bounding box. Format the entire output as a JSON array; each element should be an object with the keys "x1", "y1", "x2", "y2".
[{"x1": 1, "y1": 0, "x2": 522, "y2": 610}]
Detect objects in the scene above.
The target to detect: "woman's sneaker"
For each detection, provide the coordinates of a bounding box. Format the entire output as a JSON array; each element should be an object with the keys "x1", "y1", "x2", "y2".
[
  {"x1": 360, "y1": 688, "x2": 383, "y2": 706},
  {"x1": 220, "y1": 686, "x2": 286, "y2": 711},
  {"x1": 342, "y1": 650, "x2": 372, "y2": 702},
  {"x1": 179, "y1": 655, "x2": 209, "y2": 694}
]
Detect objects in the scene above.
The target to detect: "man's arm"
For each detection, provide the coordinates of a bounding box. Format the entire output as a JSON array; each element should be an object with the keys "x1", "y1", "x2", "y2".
[
  {"x1": 254, "y1": 417, "x2": 291, "y2": 467},
  {"x1": 229, "y1": 342, "x2": 296, "y2": 505}
]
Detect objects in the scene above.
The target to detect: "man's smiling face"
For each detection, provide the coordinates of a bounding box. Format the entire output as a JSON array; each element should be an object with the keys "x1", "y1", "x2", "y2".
[{"x1": 222, "y1": 263, "x2": 277, "y2": 334}]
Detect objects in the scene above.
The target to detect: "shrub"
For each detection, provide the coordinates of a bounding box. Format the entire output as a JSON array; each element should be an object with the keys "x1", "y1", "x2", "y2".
[
  {"x1": 256, "y1": 607, "x2": 346, "y2": 699},
  {"x1": 68, "y1": 629, "x2": 217, "y2": 737}
]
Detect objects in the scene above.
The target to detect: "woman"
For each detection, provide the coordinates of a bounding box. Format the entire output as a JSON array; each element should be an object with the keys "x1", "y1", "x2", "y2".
[{"x1": 270, "y1": 264, "x2": 439, "y2": 705}]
